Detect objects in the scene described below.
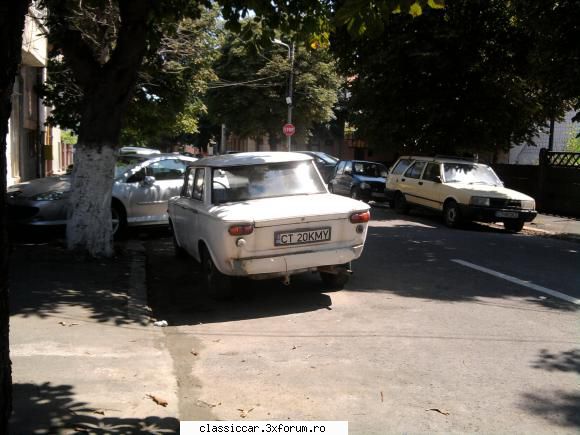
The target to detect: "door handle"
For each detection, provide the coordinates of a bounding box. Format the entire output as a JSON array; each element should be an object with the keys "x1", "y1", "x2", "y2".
[
  {"x1": 401, "y1": 178, "x2": 406, "y2": 182},
  {"x1": 418, "y1": 182, "x2": 423, "y2": 186}
]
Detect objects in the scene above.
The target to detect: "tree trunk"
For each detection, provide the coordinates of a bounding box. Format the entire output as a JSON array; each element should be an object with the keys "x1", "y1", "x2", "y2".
[
  {"x1": 58, "y1": 0, "x2": 152, "y2": 257},
  {"x1": 0, "y1": 0, "x2": 31, "y2": 431},
  {"x1": 66, "y1": 143, "x2": 116, "y2": 257}
]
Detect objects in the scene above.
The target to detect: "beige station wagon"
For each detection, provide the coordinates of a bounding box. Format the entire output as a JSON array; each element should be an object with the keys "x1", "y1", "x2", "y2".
[{"x1": 385, "y1": 156, "x2": 537, "y2": 232}]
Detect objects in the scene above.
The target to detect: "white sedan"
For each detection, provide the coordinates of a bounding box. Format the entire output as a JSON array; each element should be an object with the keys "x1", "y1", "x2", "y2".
[{"x1": 168, "y1": 152, "x2": 371, "y2": 298}]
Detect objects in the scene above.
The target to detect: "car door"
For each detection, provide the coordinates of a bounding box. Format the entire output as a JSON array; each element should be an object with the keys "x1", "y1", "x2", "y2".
[
  {"x1": 329, "y1": 161, "x2": 345, "y2": 194},
  {"x1": 127, "y1": 158, "x2": 189, "y2": 223},
  {"x1": 400, "y1": 161, "x2": 427, "y2": 206},
  {"x1": 338, "y1": 161, "x2": 354, "y2": 195},
  {"x1": 417, "y1": 162, "x2": 445, "y2": 210},
  {"x1": 172, "y1": 167, "x2": 206, "y2": 258}
]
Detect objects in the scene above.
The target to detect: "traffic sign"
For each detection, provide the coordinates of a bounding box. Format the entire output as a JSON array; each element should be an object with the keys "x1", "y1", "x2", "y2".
[{"x1": 283, "y1": 123, "x2": 295, "y2": 137}]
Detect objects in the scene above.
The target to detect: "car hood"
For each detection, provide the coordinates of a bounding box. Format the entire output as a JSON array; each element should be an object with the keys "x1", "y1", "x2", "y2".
[
  {"x1": 448, "y1": 182, "x2": 534, "y2": 200},
  {"x1": 8, "y1": 176, "x2": 71, "y2": 197},
  {"x1": 209, "y1": 193, "x2": 370, "y2": 226},
  {"x1": 355, "y1": 175, "x2": 385, "y2": 183}
]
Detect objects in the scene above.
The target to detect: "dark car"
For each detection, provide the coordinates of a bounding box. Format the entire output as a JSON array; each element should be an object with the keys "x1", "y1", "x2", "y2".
[
  {"x1": 296, "y1": 151, "x2": 339, "y2": 182},
  {"x1": 328, "y1": 160, "x2": 388, "y2": 202}
]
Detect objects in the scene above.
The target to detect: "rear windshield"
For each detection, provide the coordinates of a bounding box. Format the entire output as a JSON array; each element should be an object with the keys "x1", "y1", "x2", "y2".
[{"x1": 212, "y1": 161, "x2": 326, "y2": 204}]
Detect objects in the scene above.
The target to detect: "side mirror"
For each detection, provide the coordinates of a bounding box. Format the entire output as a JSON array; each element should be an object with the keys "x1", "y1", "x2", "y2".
[
  {"x1": 344, "y1": 168, "x2": 352, "y2": 175},
  {"x1": 434, "y1": 176, "x2": 442, "y2": 183},
  {"x1": 142, "y1": 175, "x2": 156, "y2": 186}
]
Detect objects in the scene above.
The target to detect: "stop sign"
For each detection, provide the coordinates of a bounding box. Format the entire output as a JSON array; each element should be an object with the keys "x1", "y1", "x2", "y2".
[{"x1": 283, "y1": 123, "x2": 295, "y2": 137}]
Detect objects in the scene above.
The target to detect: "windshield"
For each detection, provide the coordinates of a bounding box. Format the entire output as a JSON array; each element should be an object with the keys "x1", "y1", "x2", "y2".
[
  {"x1": 352, "y1": 162, "x2": 388, "y2": 178},
  {"x1": 115, "y1": 156, "x2": 147, "y2": 177},
  {"x1": 443, "y1": 163, "x2": 502, "y2": 185},
  {"x1": 212, "y1": 161, "x2": 326, "y2": 204}
]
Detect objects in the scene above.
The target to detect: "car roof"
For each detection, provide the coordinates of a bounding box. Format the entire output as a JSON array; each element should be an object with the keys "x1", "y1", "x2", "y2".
[
  {"x1": 190, "y1": 152, "x2": 312, "y2": 168},
  {"x1": 397, "y1": 155, "x2": 479, "y2": 164}
]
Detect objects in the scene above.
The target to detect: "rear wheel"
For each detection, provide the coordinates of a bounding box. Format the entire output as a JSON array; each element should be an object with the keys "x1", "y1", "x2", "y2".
[
  {"x1": 443, "y1": 200, "x2": 462, "y2": 228},
  {"x1": 504, "y1": 219, "x2": 525, "y2": 233},
  {"x1": 201, "y1": 245, "x2": 232, "y2": 300},
  {"x1": 393, "y1": 192, "x2": 409, "y2": 214},
  {"x1": 320, "y1": 264, "x2": 350, "y2": 290}
]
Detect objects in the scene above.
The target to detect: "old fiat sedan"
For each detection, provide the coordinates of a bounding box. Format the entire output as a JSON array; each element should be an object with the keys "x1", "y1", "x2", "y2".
[{"x1": 168, "y1": 152, "x2": 371, "y2": 298}]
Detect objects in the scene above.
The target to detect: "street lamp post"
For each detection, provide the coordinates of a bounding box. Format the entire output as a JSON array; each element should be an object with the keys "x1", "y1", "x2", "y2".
[{"x1": 273, "y1": 38, "x2": 295, "y2": 151}]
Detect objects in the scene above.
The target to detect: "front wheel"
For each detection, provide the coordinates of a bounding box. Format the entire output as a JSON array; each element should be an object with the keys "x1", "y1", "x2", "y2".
[
  {"x1": 443, "y1": 200, "x2": 462, "y2": 228},
  {"x1": 201, "y1": 246, "x2": 232, "y2": 300},
  {"x1": 504, "y1": 219, "x2": 525, "y2": 233},
  {"x1": 111, "y1": 202, "x2": 127, "y2": 238},
  {"x1": 170, "y1": 221, "x2": 187, "y2": 258},
  {"x1": 393, "y1": 192, "x2": 409, "y2": 214}
]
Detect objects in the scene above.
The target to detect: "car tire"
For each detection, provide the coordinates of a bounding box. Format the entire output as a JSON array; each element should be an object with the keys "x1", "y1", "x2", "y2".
[
  {"x1": 320, "y1": 265, "x2": 350, "y2": 290},
  {"x1": 351, "y1": 187, "x2": 368, "y2": 203},
  {"x1": 169, "y1": 221, "x2": 187, "y2": 258},
  {"x1": 443, "y1": 200, "x2": 462, "y2": 228},
  {"x1": 111, "y1": 202, "x2": 127, "y2": 238},
  {"x1": 201, "y1": 245, "x2": 232, "y2": 300},
  {"x1": 504, "y1": 219, "x2": 525, "y2": 233},
  {"x1": 393, "y1": 192, "x2": 409, "y2": 214}
]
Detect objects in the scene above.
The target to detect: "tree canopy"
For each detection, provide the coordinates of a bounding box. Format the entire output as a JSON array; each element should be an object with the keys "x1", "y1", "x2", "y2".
[
  {"x1": 205, "y1": 21, "x2": 341, "y2": 146},
  {"x1": 332, "y1": 0, "x2": 579, "y2": 156}
]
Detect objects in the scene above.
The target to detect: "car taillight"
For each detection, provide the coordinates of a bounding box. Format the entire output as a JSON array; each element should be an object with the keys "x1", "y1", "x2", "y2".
[
  {"x1": 349, "y1": 211, "x2": 370, "y2": 223},
  {"x1": 228, "y1": 224, "x2": 254, "y2": 236}
]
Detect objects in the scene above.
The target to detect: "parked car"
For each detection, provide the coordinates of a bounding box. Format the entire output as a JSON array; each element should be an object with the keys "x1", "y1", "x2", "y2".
[
  {"x1": 296, "y1": 151, "x2": 339, "y2": 182},
  {"x1": 328, "y1": 160, "x2": 388, "y2": 202},
  {"x1": 119, "y1": 146, "x2": 161, "y2": 155},
  {"x1": 168, "y1": 152, "x2": 371, "y2": 298},
  {"x1": 6, "y1": 153, "x2": 197, "y2": 235},
  {"x1": 385, "y1": 155, "x2": 537, "y2": 232}
]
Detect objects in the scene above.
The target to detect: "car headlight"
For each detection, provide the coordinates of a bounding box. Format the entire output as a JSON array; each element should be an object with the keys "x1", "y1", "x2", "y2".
[
  {"x1": 470, "y1": 196, "x2": 490, "y2": 207},
  {"x1": 360, "y1": 182, "x2": 370, "y2": 190},
  {"x1": 30, "y1": 191, "x2": 66, "y2": 201},
  {"x1": 521, "y1": 199, "x2": 535, "y2": 210}
]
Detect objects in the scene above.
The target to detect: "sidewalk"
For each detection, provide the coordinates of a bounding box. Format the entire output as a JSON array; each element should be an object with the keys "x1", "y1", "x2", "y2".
[
  {"x1": 8, "y1": 241, "x2": 178, "y2": 434},
  {"x1": 524, "y1": 213, "x2": 580, "y2": 241}
]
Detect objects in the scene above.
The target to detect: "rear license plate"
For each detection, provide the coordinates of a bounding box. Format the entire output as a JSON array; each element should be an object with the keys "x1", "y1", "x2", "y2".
[
  {"x1": 274, "y1": 227, "x2": 331, "y2": 246},
  {"x1": 496, "y1": 211, "x2": 519, "y2": 218}
]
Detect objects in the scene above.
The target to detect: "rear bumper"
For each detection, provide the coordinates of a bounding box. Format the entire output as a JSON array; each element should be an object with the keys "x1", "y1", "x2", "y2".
[
  {"x1": 228, "y1": 244, "x2": 365, "y2": 277},
  {"x1": 458, "y1": 205, "x2": 537, "y2": 222}
]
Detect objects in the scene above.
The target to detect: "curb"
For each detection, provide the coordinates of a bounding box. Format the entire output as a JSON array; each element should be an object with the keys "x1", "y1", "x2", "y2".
[{"x1": 125, "y1": 240, "x2": 153, "y2": 324}]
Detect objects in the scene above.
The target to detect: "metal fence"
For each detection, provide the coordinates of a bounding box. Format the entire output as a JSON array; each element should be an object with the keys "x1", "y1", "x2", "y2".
[{"x1": 492, "y1": 150, "x2": 580, "y2": 218}]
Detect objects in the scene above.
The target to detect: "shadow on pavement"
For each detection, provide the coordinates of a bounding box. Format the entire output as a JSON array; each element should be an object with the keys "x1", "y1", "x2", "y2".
[
  {"x1": 9, "y1": 242, "x2": 150, "y2": 326},
  {"x1": 354, "y1": 207, "x2": 580, "y2": 312},
  {"x1": 519, "y1": 391, "x2": 580, "y2": 429},
  {"x1": 10, "y1": 382, "x2": 179, "y2": 434},
  {"x1": 532, "y1": 348, "x2": 580, "y2": 374},
  {"x1": 146, "y1": 239, "x2": 333, "y2": 327}
]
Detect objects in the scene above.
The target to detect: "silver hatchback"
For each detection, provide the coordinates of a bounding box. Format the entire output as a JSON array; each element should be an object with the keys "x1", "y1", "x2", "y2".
[{"x1": 6, "y1": 153, "x2": 197, "y2": 235}]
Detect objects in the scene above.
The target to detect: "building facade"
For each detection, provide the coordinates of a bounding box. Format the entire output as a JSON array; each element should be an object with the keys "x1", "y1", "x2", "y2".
[{"x1": 6, "y1": 5, "x2": 70, "y2": 187}]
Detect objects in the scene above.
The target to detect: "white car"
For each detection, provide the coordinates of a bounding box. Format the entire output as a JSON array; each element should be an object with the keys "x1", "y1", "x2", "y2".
[
  {"x1": 168, "y1": 152, "x2": 371, "y2": 298},
  {"x1": 385, "y1": 156, "x2": 537, "y2": 232}
]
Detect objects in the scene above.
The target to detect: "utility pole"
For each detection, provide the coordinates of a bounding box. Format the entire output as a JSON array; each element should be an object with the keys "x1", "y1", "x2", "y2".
[{"x1": 273, "y1": 39, "x2": 295, "y2": 151}]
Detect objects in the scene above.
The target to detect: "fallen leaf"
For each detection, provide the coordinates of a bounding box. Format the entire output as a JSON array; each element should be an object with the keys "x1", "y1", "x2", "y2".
[
  {"x1": 380, "y1": 391, "x2": 384, "y2": 402},
  {"x1": 191, "y1": 351, "x2": 198, "y2": 356},
  {"x1": 426, "y1": 408, "x2": 450, "y2": 416},
  {"x1": 147, "y1": 394, "x2": 168, "y2": 407}
]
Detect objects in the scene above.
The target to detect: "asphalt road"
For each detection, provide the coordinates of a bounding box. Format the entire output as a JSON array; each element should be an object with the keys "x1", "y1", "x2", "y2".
[{"x1": 145, "y1": 205, "x2": 580, "y2": 434}]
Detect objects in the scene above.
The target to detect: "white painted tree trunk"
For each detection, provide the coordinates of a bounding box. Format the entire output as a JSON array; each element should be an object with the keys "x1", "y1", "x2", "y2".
[{"x1": 66, "y1": 144, "x2": 117, "y2": 257}]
